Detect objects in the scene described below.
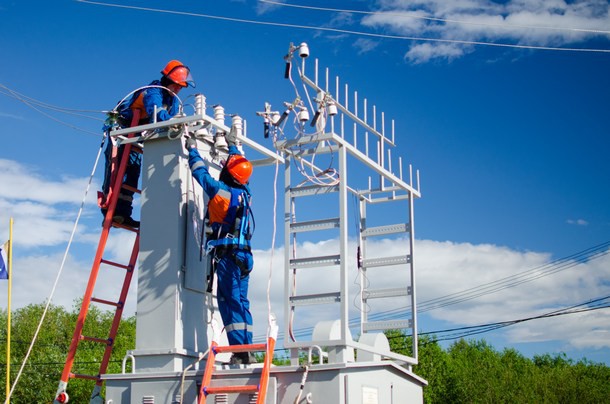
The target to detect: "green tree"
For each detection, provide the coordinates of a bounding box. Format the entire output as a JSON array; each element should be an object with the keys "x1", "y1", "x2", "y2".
[{"x1": 0, "y1": 301, "x2": 136, "y2": 403}]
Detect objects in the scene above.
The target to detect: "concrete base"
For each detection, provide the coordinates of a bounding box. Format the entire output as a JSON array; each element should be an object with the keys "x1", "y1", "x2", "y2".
[{"x1": 103, "y1": 360, "x2": 426, "y2": 404}]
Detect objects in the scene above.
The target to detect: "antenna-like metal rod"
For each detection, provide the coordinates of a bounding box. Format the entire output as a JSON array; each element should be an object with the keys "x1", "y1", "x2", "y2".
[
  {"x1": 399, "y1": 156, "x2": 404, "y2": 181},
  {"x1": 364, "y1": 98, "x2": 369, "y2": 158}
]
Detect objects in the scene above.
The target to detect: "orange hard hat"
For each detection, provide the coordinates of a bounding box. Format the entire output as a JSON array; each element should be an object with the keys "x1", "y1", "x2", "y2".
[
  {"x1": 161, "y1": 60, "x2": 195, "y2": 88},
  {"x1": 226, "y1": 154, "x2": 253, "y2": 185}
]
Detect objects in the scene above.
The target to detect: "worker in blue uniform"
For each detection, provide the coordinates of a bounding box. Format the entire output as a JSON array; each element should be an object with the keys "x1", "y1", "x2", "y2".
[
  {"x1": 100, "y1": 60, "x2": 195, "y2": 228},
  {"x1": 185, "y1": 134, "x2": 256, "y2": 365}
]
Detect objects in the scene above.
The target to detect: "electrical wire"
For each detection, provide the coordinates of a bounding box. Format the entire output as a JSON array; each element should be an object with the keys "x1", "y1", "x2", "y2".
[
  {"x1": 261, "y1": 0, "x2": 610, "y2": 36},
  {"x1": 355, "y1": 240, "x2": 610, "y2": 324},
  {"x1": 417, "y1": 241, "x2": 610, "y2": 314},
  {"x1": 416, "y1": 295, "x2": 610, "y2": 343},
  {"x1": 253, "y1": 241, "x2": 610, "y2": 343},
  {"x1": 0, "y1": 83, "x2": 104, "y2": 137},
  {"x1": 76, "y1": 0, "x2": 610, "y2": 53},
  {"x1": 0, "y1": 84, "x2": 107, "y2": 117}
]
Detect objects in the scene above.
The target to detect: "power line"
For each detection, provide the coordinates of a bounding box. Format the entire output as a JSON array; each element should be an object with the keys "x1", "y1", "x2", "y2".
[
  {"x1": 261, "y1": 0, "x2": 610, "y2": 35},
  {"x1": 254, "y1": 241, "x2": 610, "y2": 343},
  {"x1": 0, "y1": 83, "x2": 104, "y2": 137},
  {"x1": 356, "y1": 240, "x2": 610, "y2": 324},
  {"x1": 418, "y1": 296, "x2": 610, "y2": 343},
  {"x1": 417, "y1": 241, "x2": 610, "y2": 313},
  {"x1": 76, "y1": 0, "x2": 610, "y2": 54}
]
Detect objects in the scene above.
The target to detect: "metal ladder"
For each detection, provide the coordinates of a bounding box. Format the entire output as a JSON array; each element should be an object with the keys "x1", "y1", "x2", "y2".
[
  {"x1": 54, "y1": 121, "x2": 142, "y2": 404},
  {"x1": 287, "y1": 181, "x2": 343, "y2": 329},
  {"x1": 357, "y1": 190, "x2": 415, "y2": 337}
]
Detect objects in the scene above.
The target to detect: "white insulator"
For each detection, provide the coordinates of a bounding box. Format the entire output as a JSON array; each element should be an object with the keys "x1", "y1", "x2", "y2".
[
  {"x1": 327, "y1": 101, "x2": 338, "y2": 116},
  {"x1": 214, "y1": 133, "x2": 228, "y2": 149},
  {"x1": 231, "y1": 115, "x2": 243, "y2": 137},
  {"x1": 213, "y1": 105, "x2": 225, "y2": 126},
  {"x1": 195, "y1": 94, "x2": 206, "y2": 115},
  {"x1": 299, "y1": 42, "x2": 310, "y2": 58},
  {"x1": 298, "y1": 108, "x2": 310, "y2": 122},
  {"x1": 271, "y1": 112, "x2": 281, "y2": 124}
]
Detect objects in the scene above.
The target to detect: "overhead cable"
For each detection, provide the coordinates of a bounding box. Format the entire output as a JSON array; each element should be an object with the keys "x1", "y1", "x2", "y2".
[
  {"x1": 76, "y1": 0, "x2": 610, "y2": 54},
  {"x1": 261, "y1": 0, "x2": 610, "y2": 35},
  {"x1": 254, "y1": 241, "x2": 610, "y2": 343},
  {"x1": 0, "y1": 83, "x2": 104, "y2": 137}
]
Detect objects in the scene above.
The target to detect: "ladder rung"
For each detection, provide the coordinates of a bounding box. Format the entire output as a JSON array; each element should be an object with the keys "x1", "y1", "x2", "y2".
[
  {"x1": 290, "y1": 254, "x2": 341, "y2": 269},
  {"x1": 81, "y1": 335, "x2": 110, "y2": 345},
  {"x1": 290, "y1": 218, "x2": 340, "y2": 233},
  {"x1": 213, "y1": 343, "x2": 266, "y2": 354},
  {"x1": 362, "y1": 319, "x2": 412, "y2": 332},
  {"x1": 290, "y1": 184, "x2": 338, "y2": 197},
  {"x1": 205, "y1": 385, "x2": 259, "y2": 395},
  {"x1": 100, "y1": 258, "x2": 132, "y2": 271},
  {"x1": 70, "y1": 373, "x2": 100, "y2": 381},
  {"x1": 363, "y1": 287, "x2": 411, "y2": 300},
  {"x1": 361, "y1": 255, "x2": 410, "y2": 269},
  {"x1": 290, "y1": 292, "x2": 341, "y2": 306},
  {"x1": 121, "y1": 184, "x2": 141, "y2": 194},
  {"x1": 361, "y1": 223, "x2": 410, "y2": 237},
  {"x1": 90, "y1": 297, "x2": 121, "y2": 307}
]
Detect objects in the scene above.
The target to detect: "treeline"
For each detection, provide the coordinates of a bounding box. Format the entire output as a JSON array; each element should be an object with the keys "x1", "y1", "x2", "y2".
[
  {"x1": 386, "y1": 329, "x2": 610, "y2": 403},
  {"x1": 0, "y1": 302, "x2": 135, "y2": 403},
  {"x1": 1, "y1": 304, "x2": 609, "y2": 403}
]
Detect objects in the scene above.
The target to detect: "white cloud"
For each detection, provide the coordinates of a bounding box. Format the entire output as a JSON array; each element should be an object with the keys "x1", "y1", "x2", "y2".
[
  {"x1": 353, "y1": 38, "x2": 381, "y2": 54},
  {"x1": 0, "y1": 159, "x2": 95, "y2": 204},
  {"x1": 567, "y1": 218, "x2": 589, "y2": 226},
  {"x1": 246, "y1": 237, "x2": 610, "y2": 353},
  {"x1": 0, "y1": 159, "x2": 101, "y2": 248},
  {"x1": 0, "y1": 112, "x2": 25, "y2": 120},
  {"x1": 361, "y1": 0, "x2": 610, "y2": 62},
  {"x1": 256, "y1": 0, "x2": 286, "y2": 15},
  {"x1": 405, "y1": 42, "x2": 471, "y2": 63},
  {"x1": 4, "y1": 233, "x2": 609, "y2": 356},
  {"x1": 2, "y1": 163, "x2": 608, "y2": 359}
]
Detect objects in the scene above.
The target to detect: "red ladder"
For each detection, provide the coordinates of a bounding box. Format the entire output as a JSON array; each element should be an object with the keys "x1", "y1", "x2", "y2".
[
  {"x1": 198, "y1": 336, "x2": 277, "y2": 404},
  {"x1": 54, "y1": 121, "x2": 142, "y2": 404}
]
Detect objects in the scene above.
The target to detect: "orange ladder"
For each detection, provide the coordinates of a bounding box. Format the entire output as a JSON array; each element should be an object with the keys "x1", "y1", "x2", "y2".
[
  {"x1": 54, "y1": 123, "x2": 142, "y2": 404},
  {"x1": 198, "y1": 336, "x2": 277, "y2": 404}
]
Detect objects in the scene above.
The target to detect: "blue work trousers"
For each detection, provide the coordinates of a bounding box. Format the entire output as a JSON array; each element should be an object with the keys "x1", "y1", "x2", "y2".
[
  {"x1": 101, "y1": 142, "x2": 141, "y2": 217},
  {"x1": 215, "y1": 252, "x2": 253, "y2": 346}
]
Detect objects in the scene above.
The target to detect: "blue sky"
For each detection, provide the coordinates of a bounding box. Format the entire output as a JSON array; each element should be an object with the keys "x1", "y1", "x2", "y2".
[{"x1": 1, "y1": 0, "x2": 609, "y2": 370}]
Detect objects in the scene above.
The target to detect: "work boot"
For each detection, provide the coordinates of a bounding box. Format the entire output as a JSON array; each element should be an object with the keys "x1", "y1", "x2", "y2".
[
  {"x1": 113, "y1": 215, "x2": 140, "y2": 228},
  {"x1": 229, "y1": 352, "x2": 258, "y2": 365}
]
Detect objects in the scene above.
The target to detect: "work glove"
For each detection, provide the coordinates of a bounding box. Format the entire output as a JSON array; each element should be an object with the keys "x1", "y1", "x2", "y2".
[
  {"x1": 226, "y1": 124, "x2": 240, "y2": 147},
  {"x1": 185, "y1": 136, "x2": 197, "y2": 150}
]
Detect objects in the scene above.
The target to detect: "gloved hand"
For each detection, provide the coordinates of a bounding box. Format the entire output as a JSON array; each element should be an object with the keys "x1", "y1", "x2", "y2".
[
  {"x1": 226, "y1": 124, "x2": 240, "y2": 147},
  {"x1": 185, "y1": 136, "x2": 197, "y2": 150}
]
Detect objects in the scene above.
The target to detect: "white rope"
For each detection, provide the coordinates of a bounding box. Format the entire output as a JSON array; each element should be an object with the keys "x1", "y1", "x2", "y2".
[
  {"x1": 267, "y1": 150, "x2": 281, "y2": 334},
  {"x1": 4, "y1": 137, "x2": 105, "y2": 404},
  {"x1": 179, "y1": 349, "x2": 209, "y2": 403}
]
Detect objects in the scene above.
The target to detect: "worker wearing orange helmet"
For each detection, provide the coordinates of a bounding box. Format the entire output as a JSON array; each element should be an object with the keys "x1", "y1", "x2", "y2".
[
  {"x1": 186, "y1": 133, "x2": 256, "y2": 365},
  {"x1": 100, "y1": 60, "x2": 195, "y2": 227}
]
